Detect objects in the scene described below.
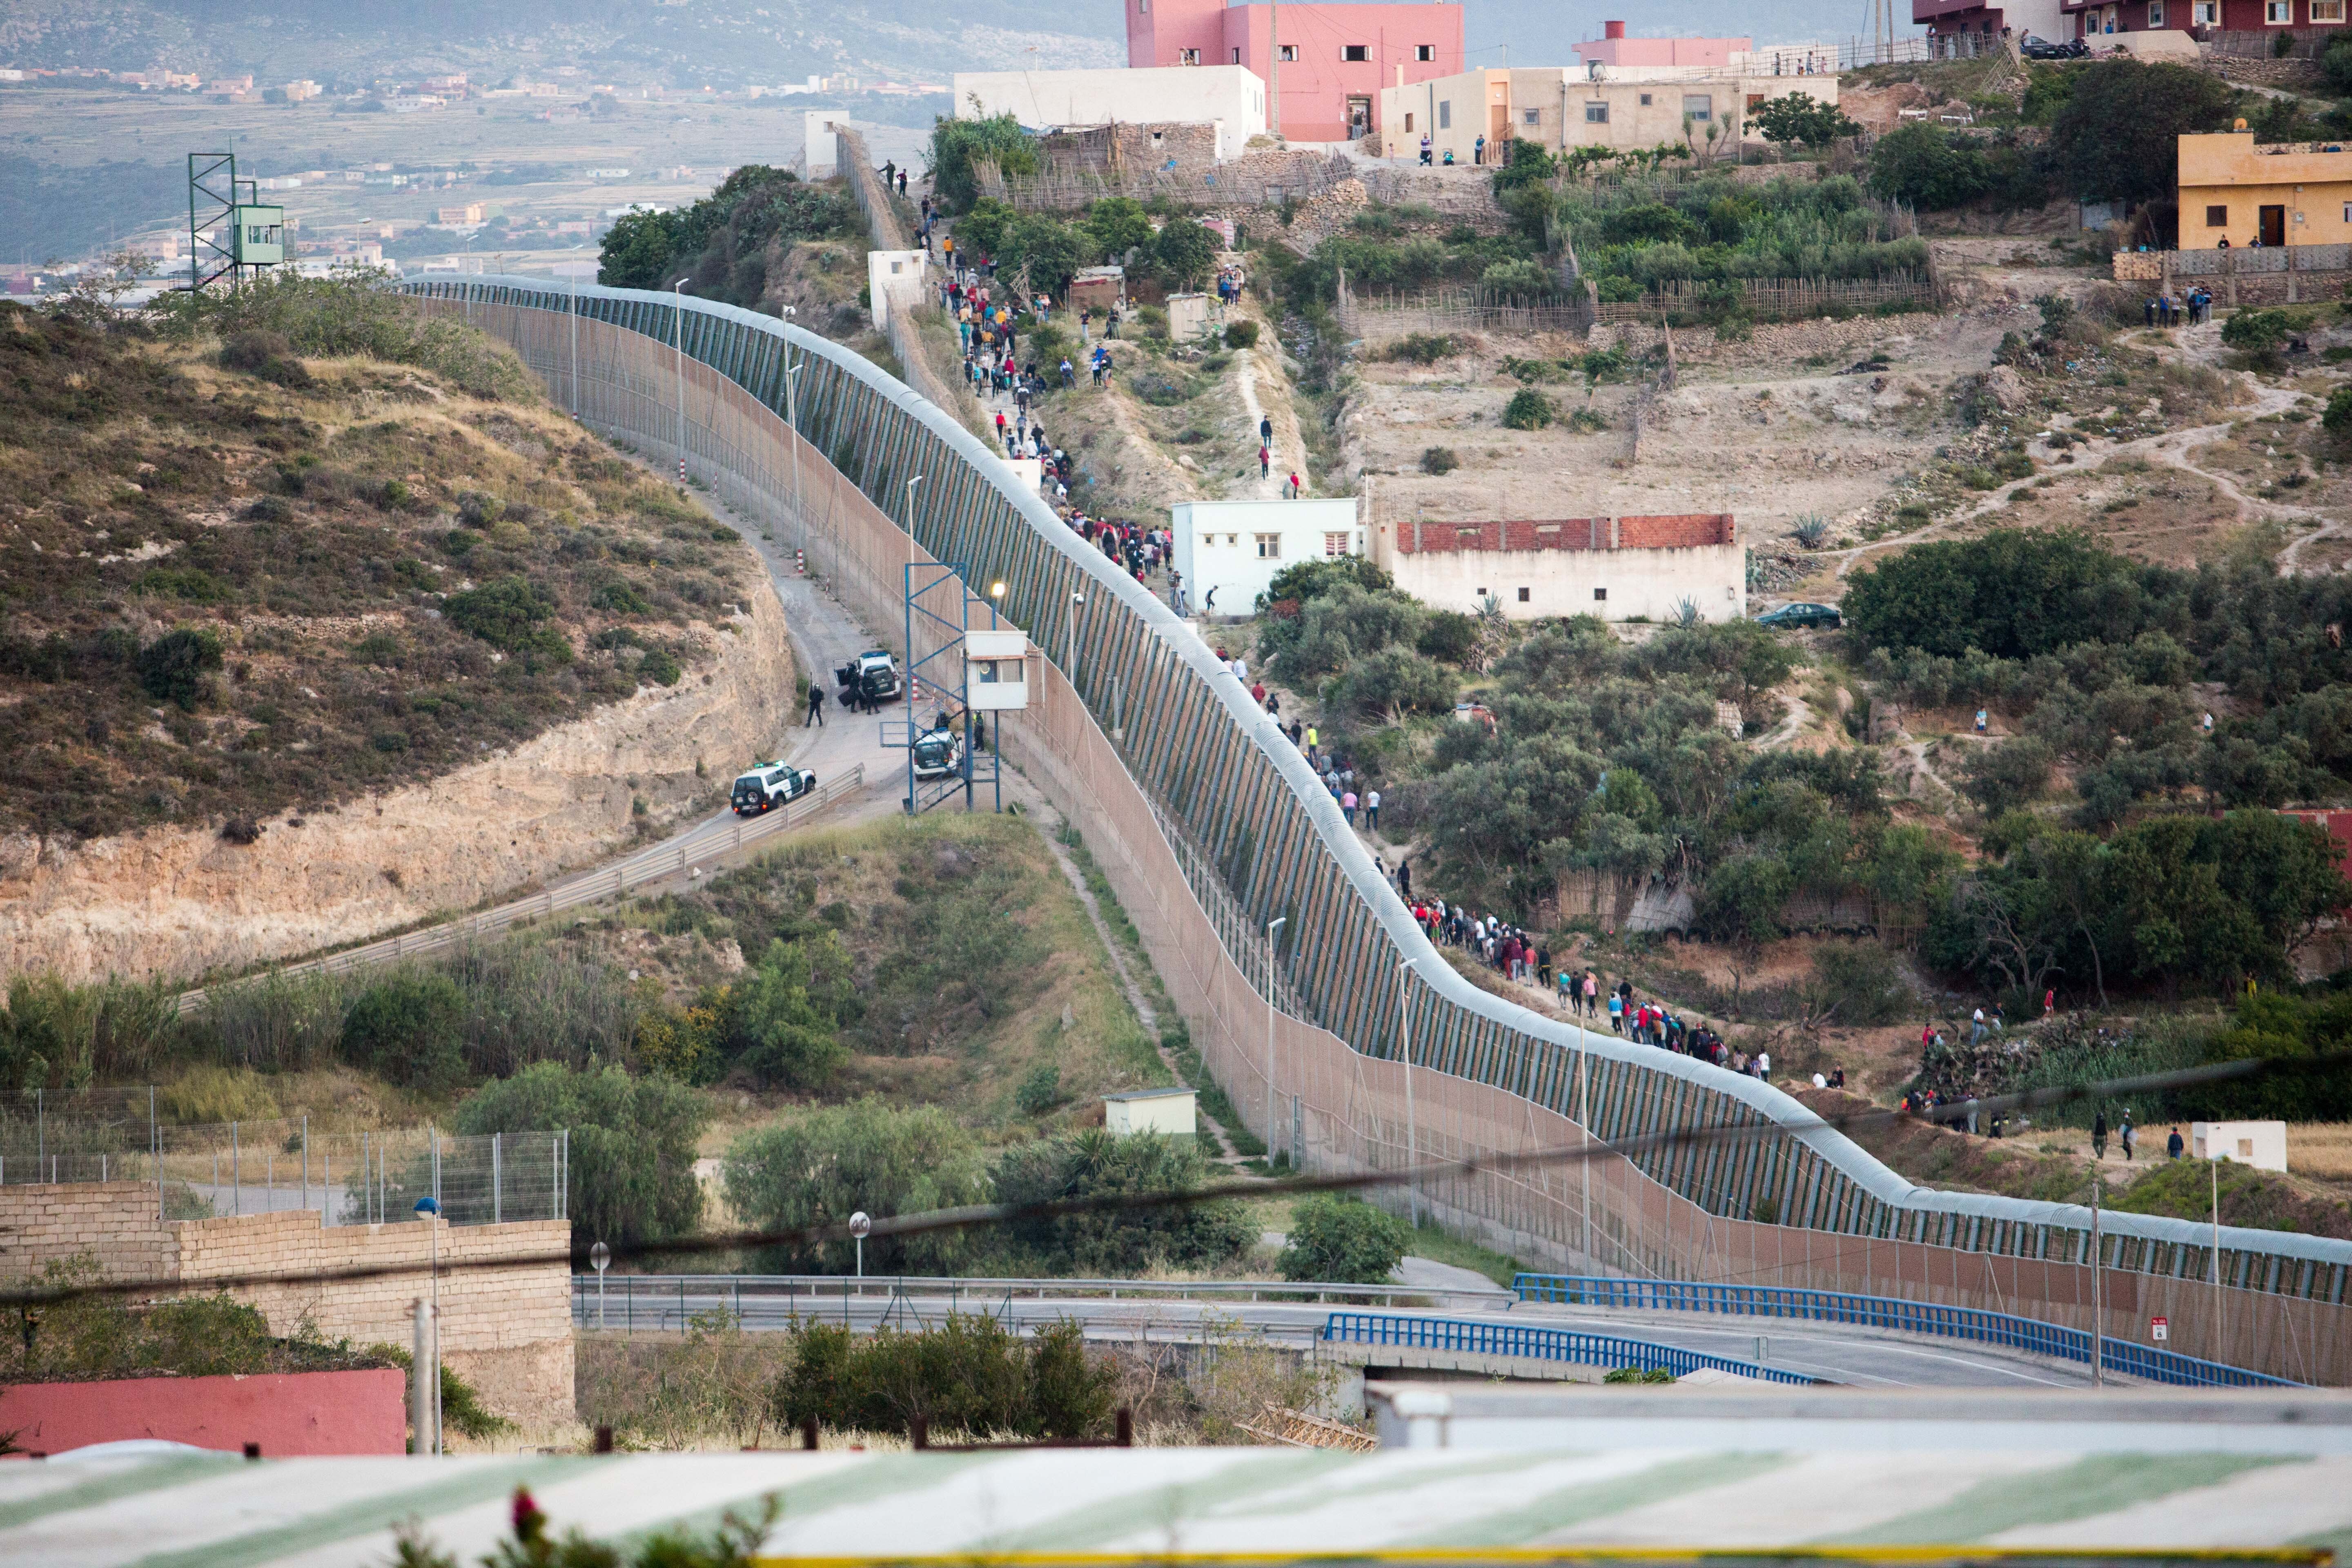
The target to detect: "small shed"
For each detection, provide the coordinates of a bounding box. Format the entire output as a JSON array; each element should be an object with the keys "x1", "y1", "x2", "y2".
[
  {"x1": 1103, "y1": 1086, "x2": 1197, "y2": 1138},
  {"x1": 2192, "y1": 1120, "x2": 2288, "y2": 1173},
  {"x1": 1067, "y1": 266, "x2": 1125, "y2": 312},
  {"x1": 1165, "y1": 292, "x2": 1212, "y2": 341}
]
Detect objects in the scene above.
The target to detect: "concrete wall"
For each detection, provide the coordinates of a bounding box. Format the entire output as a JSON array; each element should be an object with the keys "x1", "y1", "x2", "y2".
[
  {"x1": 1173, "y1": 497, "x2": 1363, "y2": 616},
  {"x1": 866, "y1": 249, "x2": 927, "y2": 331},
  {"x1": 1390, "y1": 541, "x2": 1745, "y2": 622},
  {"x1": 0, "y1": 1368, "x2": 406, "y2": 1457},
  {"x1": 1379, "y1": 67, "x2": 1840, "y2": 163},
  {"x1": 953, "y1": 66, "x2": 1267, "y2": 158},
  {"x1": 2194, "y1": 1121, "x2": 2290, "y2": 1173},
  {"x1": 0, "y1": 1183, "x2": 572, "y2": 1421}
]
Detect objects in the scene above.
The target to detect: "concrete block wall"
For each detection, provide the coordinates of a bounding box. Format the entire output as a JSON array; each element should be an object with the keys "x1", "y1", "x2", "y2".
[{"x1": 0, "y1": 1181, "x2": 176, "y2": 1281}]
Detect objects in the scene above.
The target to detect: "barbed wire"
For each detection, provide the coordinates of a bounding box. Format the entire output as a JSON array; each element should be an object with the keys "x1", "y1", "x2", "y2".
[{"x1": 0, "y1": 1050, "x2": 2319, "y2": 1312}]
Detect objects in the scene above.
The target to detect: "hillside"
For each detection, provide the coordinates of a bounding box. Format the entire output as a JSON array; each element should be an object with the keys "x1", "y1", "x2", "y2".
[{"x1": 0, "y1": 278, "x2": 757, "y2": 842}]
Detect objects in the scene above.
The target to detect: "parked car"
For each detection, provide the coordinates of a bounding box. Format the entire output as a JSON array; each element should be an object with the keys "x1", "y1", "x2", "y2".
[
  {"x1": 834, "y1": 649, "x2": 902, "y2": 705},
  {"x1": 1755, "y1": 601, "x2": 1842, "y2": 630},
  {"x1": 731, "y1": 761, "x2": 817, "y2": 815},
  {"x1": 2020, "y1": 34, "x2": 2089, "y2": 58},
  {"x1": 910, "y1": 726, "x2": 965, "y2": 781}
]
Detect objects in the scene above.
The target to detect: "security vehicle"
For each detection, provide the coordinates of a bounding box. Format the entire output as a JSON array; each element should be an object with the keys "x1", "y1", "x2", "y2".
[
  {"x1": 1755, "y1": 601, "x2": 1842, "y2": 630},
  {"x1": 731, "y1": 761, "x2": 817, "y2": 815},
  {"x1": 910, "y1": 727, "x2": 966, "y2": 781},
  {"x1": 834, "y1": 649, "x2": 903, "y2": 706}
]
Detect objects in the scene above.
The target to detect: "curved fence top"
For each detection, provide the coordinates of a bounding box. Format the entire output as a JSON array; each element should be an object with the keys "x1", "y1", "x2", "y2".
[{"x1": 409, "y1": 274, "x2": 2352, "y2": 1277}]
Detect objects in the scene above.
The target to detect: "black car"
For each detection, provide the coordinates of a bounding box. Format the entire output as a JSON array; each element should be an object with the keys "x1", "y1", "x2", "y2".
[
  {"x1": 1755, "y1": 601, "x2": 1842, "y2": 630},
  {"x1": 2019, "y1": 34, "x2": 2089, "y2": 58}
]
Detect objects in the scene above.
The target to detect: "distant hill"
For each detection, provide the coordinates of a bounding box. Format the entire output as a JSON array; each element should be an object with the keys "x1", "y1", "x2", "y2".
[{"x1": 0, "y1": 0, "x2": 1124, "y2": 88}]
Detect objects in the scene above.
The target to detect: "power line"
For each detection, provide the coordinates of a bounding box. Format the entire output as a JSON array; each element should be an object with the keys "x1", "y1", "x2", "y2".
[{"x1": 1, "y1": 1051, "x2": 2316, "y2": 1312}]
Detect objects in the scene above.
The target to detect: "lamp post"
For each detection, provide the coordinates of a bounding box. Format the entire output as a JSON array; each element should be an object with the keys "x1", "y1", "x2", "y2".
[
  {"x1": 590, "y1": 1240, "x2": 610, "y2": 1331},
  {"x1": 672, "y1": 274, "x2": 692, "y2": 486},
  {"x1": 1394, "y1": 958, "x2": 1419, "y2": 1228},
  {"x1": 564, "y1": 245, "x2": 585, "y2": 415},
  {"x1": 779, "y1": 305, "x2": 804, "y2": 556},
  {"x1": 412, "y1": 1194, "x2": 442, "y2": 1455},
  {"x1": 1265, "y1": 916, "x2": 1287, "y2": 1170},
  {"x1": 988, "y1": 579, "x2": 1007, "y2": 626}
]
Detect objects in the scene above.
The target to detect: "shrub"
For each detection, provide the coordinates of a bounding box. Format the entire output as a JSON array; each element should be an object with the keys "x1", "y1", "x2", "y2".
[
  {"x1": 340, "y1": 971, "x2": 468, "y2": 1091},
  {"x1": 455, "y1": 1062, "x2": 708, "y2": 1250},
  {"x1": 1381, "y1": 332, "x2": 1461, "y2": 365},
  {"x1": 1804, "y1": 942, "x2": 1913, "y2": 1026},
  {"x1": 1420, "y1": 446, "x2": 1460, "y2": 475},
  {"x1": 136, "y1": 626, "x2": 224, "y2": 709},
  {"x1": 637, "y1": 647, "x2": 683, "y2": 687},
  {"x1": 2325, "y1": 386, "x2": 2352, "y2": 437},
  {"x1": 1015, "y1": 1062, "x2": 1062, "y2": 1115},
  {"x1": 1223, "y1": 319, "x2": 1260, "y2": 349},
  {"x1": 2221, "y1": 307, "x2": 2305, "y2": 367},
  {"x1": 725, "y1": 934, "x2": 852, "y2": 1089},
  {"x1": 1279, "y1": 1194, "x2": 1410, "y2": 1283},
  {"x1": 591, "y1": 579, "x2": 650, "y2": 615},
  {"x1": 1792, "y1": 514, "x2": 1831, "y2": 549},
  {"x1": 1333, "y1": 644, "x2": 1457, "y2": 719},
  {"x1": 776, "y1": 1316, "x2": 1115, "y2": 1440},
  {"x1": 1500, "y1": 388, "x2": 1555, "y2": 431},
  {"x1": 218, "y1": 329, "x2": 312, "y2": 388},
  {"x1": 443, "y1": 575, "x2": 573, "y2": 663},
  {"x1": 1959, "y1": 736, "x2": 2057, "y2": 817},
  {"x1": 723, "y1": 1099, "x2": 987, "y2": 1274},
  {"x1": 1417, "y1": 608, "x2": 1479, "y2": 666},
  {"x1": 990, "y1": 1129, "x2": 1255, "y2": 1274}
]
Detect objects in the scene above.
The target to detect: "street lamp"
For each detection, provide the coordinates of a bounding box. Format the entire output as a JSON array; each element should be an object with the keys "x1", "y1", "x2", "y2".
[
  {"x1": 589, "y1": 1240, "x2": 610, "y2": 1331},
  {"x1": 778, "y1": 305, "x2": 805, "y2": 555},
  {"x1": 1265, "y1": 916, "x2": 1287, "y2": 1170},
  {"x1": 412, "y1": 1194, "x2": 442, "y2": 1455},
  {"x1": 989, "y1": 579, "x2": 1007, "y2": 627},
  {"x1": 1394, "y1": 958, "x2": 1420, "y2": 1228},
  {"x1": 673, "y1": 275, "x2": 692, "y2": 486},
  {"x1": 564, "y1": 243, "x2": 586, "y2": 415}
]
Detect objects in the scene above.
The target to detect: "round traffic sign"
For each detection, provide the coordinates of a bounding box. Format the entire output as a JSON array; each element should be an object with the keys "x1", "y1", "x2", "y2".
[
  {"x1": 590, "y1": 1241, "x2": 610, "y2": 1273},
  {"x1": 848, "y1": 1211, "x2": 872, "y2": 1239}
]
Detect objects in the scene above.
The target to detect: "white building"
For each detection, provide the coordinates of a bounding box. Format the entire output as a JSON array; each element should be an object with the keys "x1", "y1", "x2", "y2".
[
  {"x1": 2192, "y1": 1120, "x2": 2287, "y2": 1174},
  {"x1": 1103, "y1": 1087, "x2": 1198, "y2": 1137},
  {"x1": 1173, "y1": 497, "x2": 1363, "y2": 619},
  {"x1": 1376, "y1": 65, "x2": 1838, "y2": 163},
  {"x1": 1369, "y1": 513, "x2": 1745, "y2": 623},
  {"x1": 952, "y1": 65, "x2": 1267, "y2": 162},
  {"x1": 866, "y1": 247, "x2": 927, "y2": 330}
]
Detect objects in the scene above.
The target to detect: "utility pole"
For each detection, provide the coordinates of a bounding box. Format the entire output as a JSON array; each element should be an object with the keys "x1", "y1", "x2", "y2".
[
  {"x1": 673, "y1": 275, "x2": 692, "y2": 485},
  {"x1": 1394, "y1": 958, "x2": 1419, "y2": 1228},
  {"x1": 2089, "y1": 1172, "x2": 2104, "y2": 1388},
  {"x1": 1265, "y1": 917, "x2": 1287, "y2": 1169}
]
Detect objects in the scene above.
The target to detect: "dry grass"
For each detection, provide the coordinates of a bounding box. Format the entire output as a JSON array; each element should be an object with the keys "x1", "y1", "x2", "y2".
[{"x1": 2288, "y1": 1123, "x2": 2352, "y2": 1190}]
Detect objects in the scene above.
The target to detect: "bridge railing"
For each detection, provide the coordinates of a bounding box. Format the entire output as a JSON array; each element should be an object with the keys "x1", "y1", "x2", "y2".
[
  {"x1": 1512, "y1": 1274, "x2": 2300, "y2": 1390},
  {"x1": 1322, "y1": 1311, "x2": 1817, "y2": 1386}
]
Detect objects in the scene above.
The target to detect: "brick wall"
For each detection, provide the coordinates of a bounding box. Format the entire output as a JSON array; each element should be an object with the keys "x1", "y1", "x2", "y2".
[
  {"x1": 1392, "y1": 514, "x2": 1733, "y2": 554},
  {"x1": 0, "y1": 1183, "x2": 572, "y2": 1420}
]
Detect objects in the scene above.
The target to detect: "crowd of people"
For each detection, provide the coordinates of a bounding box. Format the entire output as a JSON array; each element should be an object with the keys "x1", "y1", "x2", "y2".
[{"x1": 2143, "y1": 287, "x2": 2213, "y2": 327}]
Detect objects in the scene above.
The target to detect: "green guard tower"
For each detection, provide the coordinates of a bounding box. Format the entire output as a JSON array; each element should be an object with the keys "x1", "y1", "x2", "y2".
[{"x1": 185, "y1": 152, "x2": 285, "y2": 291}]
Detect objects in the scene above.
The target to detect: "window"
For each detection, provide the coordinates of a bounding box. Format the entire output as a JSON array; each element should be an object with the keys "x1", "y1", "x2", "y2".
[
  {"x1": 2146, "y1": 0, "x2": 2165, "y2": 20},
  {"x1": 1178, "y1": 47, "x2": 1199, "y2": 64},
  {"x1": 1136, "y1": 0, "x2": 1146, "y2": 9},
  {"x1": 1279, "y1": 43, "x2": 1298, "y2": 62},
  {"x1": 2267, "y1": 0, "x2": 2291, "y2": 20},
  {"x1": 2315, "y1": 0, "x2": 2345, "y2": 19},
  {"x1": 1404, "y1": 112, "x2": 1414, "y2": 131},
  {"x1": 1225, "y1": 534, "x2": 1238, "y2": 546},
  {"x1": 1438, "y1": 100, "x2": 1451, "y2": 129},
  {"x1": 1516, "y1": 586, "x2": 1531, "y2": 603},
  {"x1": 1522, "y1": 107, "x2": 1541, "y2": 125},
  {"x1": 1585, "y1": 102, "x2": 1609, "y2": 123},
  {"x1": 1638, "y1": 92, "x2": 1653, "y2": 106},
  {"x1": 1341, "y1": 44, "x2": 1370, "y2": 62},
  {"x1": 1254, "y1": 533, "x2": 1281, "y2": 559},
  {"x1": 1683, "y1": 94, "x2": 1713, "y2": 120},
  {"x1": 2344, "y1": 200, "x2": 2352, "y2": 221},
  {"x1": 1323, "y1": 532, "x2": 1350, "y2": 557},
  {"x1": 2207, "y1": 204, "x2": 2229, "y2": 226},
  {"x1": 1202, "y1": 534, "x2": 1216, "y2": 550},
  {"x1": 2194, "y1": 0, "x2": 2218, "y2": 18},
  {"x1": 1747, "y1": 93, "x2": 1766, "y2": 112},
  {"x1": 1417, "y1": 44, "x2": 1436, "y2": 61},
  {"x1": 1233, "y1": 47, "x2": 1242, "y2": 62},
  {"x1": 1593, "y1": 587, "x2": 1608, "y2": 601}
]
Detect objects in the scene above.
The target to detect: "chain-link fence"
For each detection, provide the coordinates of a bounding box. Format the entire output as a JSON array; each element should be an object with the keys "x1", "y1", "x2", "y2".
[{"x1": 0, "y1": 1091, "x2": 566, "y2": 1228}]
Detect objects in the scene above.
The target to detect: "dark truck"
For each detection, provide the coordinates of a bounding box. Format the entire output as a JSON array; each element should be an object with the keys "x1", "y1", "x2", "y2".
[{"x1": 835, "y1": 648, "x2": 902, "y2": 706}]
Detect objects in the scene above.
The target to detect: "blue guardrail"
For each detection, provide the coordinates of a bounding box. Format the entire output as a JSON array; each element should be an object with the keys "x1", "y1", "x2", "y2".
[
  {"x1": 1510, "y1": 1274, "x2": 2301, "y2": 1389},
  {"x1": 1321, "y1": 1311, "x2": 1819, "y2": 1385}
]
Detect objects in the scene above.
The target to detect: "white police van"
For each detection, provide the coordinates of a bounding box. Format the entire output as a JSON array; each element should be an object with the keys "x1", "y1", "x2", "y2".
[{"x1": 730, "y1": 760, "x2": 816, "y2": 815}]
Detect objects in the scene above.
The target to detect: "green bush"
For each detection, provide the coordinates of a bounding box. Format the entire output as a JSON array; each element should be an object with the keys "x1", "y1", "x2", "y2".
[
  {"x1": 1416, "y1": 609, "x2": 1479, "y2": 666},
  {"x1": 637, "y1": 647, "x2": 683, "y2": 687},
  {"x1": 454, "y1": 1062, "x2": 708, "y2": 1251},
  {"x1": 1278, "y1": 1194, "x2": 1410, "y2": 1283},
  {"x1": 1500, "y1": 388, "x2": 1555, "y2": 431},
  {"x1": 443, "y1": 575, "x2": 573, "y2": 664},
  {"x1": 1333, "y1": 644, "x2": 1457, "y2": 719},
  {"x1": 136, "y1": 626, "x2": 223, "y2": 709},
  {"x1": 776, "y1": 1316, "x2": 1114, "y2": 1439},
  {"x1": 591, "y1": 579, "x2": 650, "y2": 615},
  {"x1": 1380, "y1": 332, "x2": 1461, "y2": 365},
  {"x1": 341, "y1": 971, "x2": 468, "y2": 1091},
  {"x1": 989, "y1": 1129, "x2": 1255, "y2": 1275},
  {"x1": 724, "y1": 934, "x2": 852, "y2": 1089},
  {"x1": 723, "y1": 1099, "x2": 987, "y2": 1274},
  {"x1": 1223, "y1": 319, "x2": 1260, "y2": 350},
  {"x1": 1015, "y1": 1062, "x2": 1062, "y2": 1115},
  {"x1": 1420, "y1": 446, "x2": 1460, "y2": 475},
  {"x1": 1804, "y1": 942, "x2": 1914, "y2": 1026},
  {"x1": 2325, "y1": 386, "x2": 2352, "y2": 435}
]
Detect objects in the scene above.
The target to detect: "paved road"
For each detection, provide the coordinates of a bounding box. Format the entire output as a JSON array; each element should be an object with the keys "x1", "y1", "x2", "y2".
[{"x1": 577, "y1": 1280, "x2": 2101, "y2": 1390}]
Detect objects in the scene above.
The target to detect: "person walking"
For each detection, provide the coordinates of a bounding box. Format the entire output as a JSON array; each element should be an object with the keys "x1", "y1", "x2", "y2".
[
  {"x1": 806, "y1": 682, "x2": 826, "y2": 727},
  {"x1": 1260, "y1": 414, "x2": 1274, "y2": 446},
  {"x1": 1364, "y1": 787, "x2": 1381, "y2": 833},
  {"x1": 1259, "y1": 445, "x2": 1272, "y2": 479},
  {"x1": 1607, "y1": 990, "x2": 1624, "y2": 1034},
  {"x1": 2167, "y1": 1124, "x2": 2185, "y2": 1159},
  {"x1": 1971, "y1": 1005, "x2": 1986, "y2": 1045},
  {"x1": 1286, "y1": 471, "x2": 1302, "y2": 498},
  {"x1": 1341, "y1": 788, "x2": 1358, "y2": 826},
  {"x1": 2091, "y1": 1109, "x2": 2109, "y2": 1162},
  {"x1": 2120, "y1": 1111, "x2": 2137, "y2": 1161}
]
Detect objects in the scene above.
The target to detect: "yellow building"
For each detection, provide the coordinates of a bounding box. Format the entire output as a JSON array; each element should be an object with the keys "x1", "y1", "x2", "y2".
[
  {"x1": 1375, "y1": 66, "x2": 1840, "y2": 165},
  {"x1": 2178, "y1": 131, "x2": 2352, "y2": 249}
]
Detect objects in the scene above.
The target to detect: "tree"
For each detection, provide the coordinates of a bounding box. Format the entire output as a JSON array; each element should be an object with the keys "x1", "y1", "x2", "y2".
[
  {"x1": 2047, "y1": 60, "x2": 2236, "y2": 204},
  {"x1": 723, "y1": 1099, "x2": 987, "y2": 1274},
  {"x1": 443, "y1": 576, "x2": 573, "y2": 664},
  {"x1": 989, "y1": 1129, "x2": 1254, "y2": 1274},
  {"x1": 1278, "y1": 1195, "x2": 1411, "y2": 1283},
  {"x1": 1081, "y1": 197, "x2": 1154, "y2": 263},
  {"x1": 597, "y1": 207, "x2": 686, "y2": 290},
  {"x1": 1865, "y1": 123, "x2": 1989, "y2": 211},
  {"x1": 1750, "y1": 92, "x2": 1862, "y2": 149},
  {"x1": 454, "y1": 1062, "x2": 708, "y2": 1249},
  {"x1": 726, "y1": 935, "x2": 851, "y2": 1089},
  {"x1": 1000, "y1": 212, "x2": 1085, "y2": 296},
  {"x1": 136, "y1": 626, "x2": 223, "y2": 710},
  {"x1": 341, "y1": 972, "x2": 468, "y2": 1091},
  {"x1": 2221, "y1": 307, "x2": 2305, "y2": 369},
  {"x1": 1841, "y1": 529, "x2": 2132, "y2": 659},
  {"x1": 928, "y1": 112, "x2": 1038, "y2": 211},
  {"x1": 1151, "y1": 218, "x2": 1218, "y2": 292}
]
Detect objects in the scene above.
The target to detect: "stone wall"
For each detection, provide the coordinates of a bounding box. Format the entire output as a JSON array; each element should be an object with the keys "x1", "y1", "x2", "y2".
[{"x1": 0, "y1": 1182, "x2": 572, "y2": 1421}]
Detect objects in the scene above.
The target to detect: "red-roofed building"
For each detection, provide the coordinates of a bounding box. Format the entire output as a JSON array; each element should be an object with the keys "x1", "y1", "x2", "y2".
[{"x1": 1370, "y1": 513, "x2": 1745, "y2": 622}]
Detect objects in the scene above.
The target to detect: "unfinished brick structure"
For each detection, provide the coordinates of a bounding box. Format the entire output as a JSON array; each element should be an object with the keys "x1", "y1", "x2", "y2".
[
  {"x1": 0, "y1": 1182, "x2": 572, "y2": 1421},
  {"x1": 1372, "y1": 513, "x2": 1745, "y2": 622}
]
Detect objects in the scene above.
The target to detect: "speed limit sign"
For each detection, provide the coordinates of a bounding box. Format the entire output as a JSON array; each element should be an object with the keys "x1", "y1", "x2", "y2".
[{"x1": 2152, "y1": 1316, "x2": 2169, "y2": 1341}]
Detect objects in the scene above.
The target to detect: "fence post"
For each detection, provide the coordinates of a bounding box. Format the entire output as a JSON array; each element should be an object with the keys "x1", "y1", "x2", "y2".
[{"x1": 492, "y1": 1132, "x2": 502, "y2": 1225}]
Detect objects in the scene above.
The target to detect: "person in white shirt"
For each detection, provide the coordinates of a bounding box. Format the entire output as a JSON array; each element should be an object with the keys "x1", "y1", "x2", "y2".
[{"x1": 1755, "y1": 1049, "x2": 1772, "y2": 1080}]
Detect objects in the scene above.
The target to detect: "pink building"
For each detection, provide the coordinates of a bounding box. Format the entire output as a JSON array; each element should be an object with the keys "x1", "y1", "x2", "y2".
[
  {"x1": 1570, "y1": 20, "x2": 1752, "y2": 68},
  {"x1": 1127, "y1": 0, "x2": 1465, "y2": 143}
]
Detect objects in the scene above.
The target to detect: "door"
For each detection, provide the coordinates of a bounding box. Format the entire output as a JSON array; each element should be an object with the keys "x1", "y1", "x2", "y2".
[
  {"x1": 1346, "y1": 95, "x2": 1372, "y2": 138},
  {"x1": 2259, "y1": 205, "x2": 2287, "y2": 247}
]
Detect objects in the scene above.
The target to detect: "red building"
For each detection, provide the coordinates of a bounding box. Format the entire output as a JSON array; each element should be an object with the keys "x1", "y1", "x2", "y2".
[
  {"x1": 1127, "y1": 0, "x2": 1465, "y2": 142},
  {"x1": 1917, "y1": 0, "x2": 2345, "y2": 47}
]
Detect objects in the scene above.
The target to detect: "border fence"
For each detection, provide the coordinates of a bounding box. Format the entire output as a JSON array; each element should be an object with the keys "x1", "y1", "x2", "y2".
[{"x1": 404, "y1": 271, "x2": 2352, "y2": 1387}]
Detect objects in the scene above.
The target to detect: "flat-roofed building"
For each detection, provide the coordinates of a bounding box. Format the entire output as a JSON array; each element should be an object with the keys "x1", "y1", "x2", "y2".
[
  {"x1": 1376, "y1": 66, "x2": 1837, "y2": 165},
  {"x1": 2179, "y1": 131, "x2": 2352, "y2": 250},
  {"x1": 1371, "y1": 513, "x2": 1745, "y2": 623}
]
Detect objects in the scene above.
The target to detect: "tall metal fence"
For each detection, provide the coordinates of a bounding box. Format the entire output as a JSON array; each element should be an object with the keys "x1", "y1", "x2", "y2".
[
  {"x1": 0, "y1": 1090, "x2": 565, "y2": 1227},
  {"x1": 405, "y1": 273, "x2": 2352, "y2": 1386}
]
